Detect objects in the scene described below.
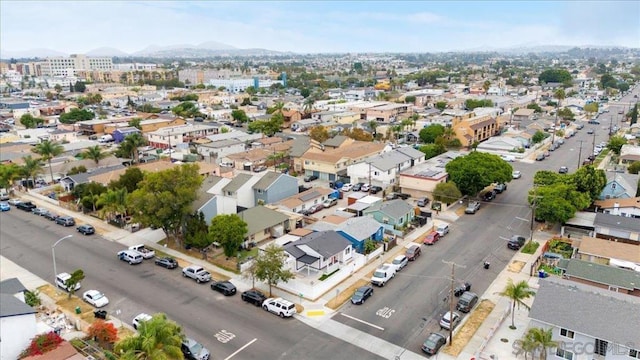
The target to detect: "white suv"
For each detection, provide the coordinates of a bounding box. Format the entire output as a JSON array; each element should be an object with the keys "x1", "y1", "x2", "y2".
[
  {"x1": 262, "y1": 297, "x2": 296, "y2": 318},
  {"x1": 132, "y1": 313, "x2": 152, "y2": 330}
]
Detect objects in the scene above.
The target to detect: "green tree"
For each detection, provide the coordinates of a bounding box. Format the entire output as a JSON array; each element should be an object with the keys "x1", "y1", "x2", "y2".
[
  {"x1": 445, "y1": 152, "x2": 513, "y2": 196},
  {"x1": 630, "y1": 103, "x2": 638, "y2": 125},
  {"x1": 526, "y1": 103, "x2": 542, "y2": 113},
  {"x1": 607, "y1": 135, "x2": 627, "y2": 155},
  {"x1": 96, "y1": 188, "x2": 128, "y2": 223},
  {"x1": 583, "y1": 102, "x2": 599, "y2": 116},
  {"x1": 419, "y1": 124, "x2": 445, "y2": 143},
  {"x1": 128, "y1": 164, "x2": 203, "y2": 238},
  {"x1": 119, "y1": 133, "x2": 147, "y2": 164},
  {"x1": 24, "y1": 289, "x2": 41, "y2": 307},
  {"x1": 59, "y1": 108, "x2": 95, "y2": 124},
  {"x1": 556, "y1": 107, "x2": 574, "y2": 121},
  {"x1": 184, "y1": 212, "x2": 211, "y2": 251},
  {"x1": 533, "y1": 170, "x2": 568, "y2": 186},
  {"x1": 342, "y1": 128, "x2": 373, "y2": 142},
  {"x1": 19, "y1": 114, "x2": 45, "y2": 129},
  {"x1": 231, "y1": 109, "x2": 249, "y2": 123},
  {"x1": 499, "y1": 279, "x2": 535, "y2": 329},
  {"x1": 73, "y1": 81, "x2": 86, "y2": 93},
  {"x1": 0, "y1": 163, "x2": 22, "y2": 191},
  {"x1": 109, "y1": 167, "x2": 144, "y2": 193},
  {"x1": 208, "y1": 214, "x2": 248, "y2": 258},
  {"x1": 531, "y1": 130, "x2": 547, "y2": 144},
  {"x1": 300, "y1": 88, "x2": 311, "y2": 98},
  {"x1": 435, "y1": 101, "x2": 448, "y2": 111},
  {"x1": 172, "y1": 101, "x2": 203, "y2": 118},
  {"x1": 433, "y1": 182, "x2": 462, "y2": 204},
  {"x1": 538, "y1": 69, "x2": 572, "y2": 84},
  {"x1": 114, "y1": 313, "x2": 183, "y2": 360},
  {"x1": 20, "y1": 155, "x2": 44, "y2": 188},
  {"x1": 368, "y1": 121, "x2": 378, "y2": 138},
  {"x1": 248, "y1": 112, "x2": 283, "y2": 137},
  {"x1": 245, "y1": 86, "x2": 257, "y2": 95},
  {"x1": 628, "y1": 161, "x2": 640, "y2": 174},
  {"x1": 82, "y1": 145, "x2": 108, "y2": 166},
  {"x1": 404, "y1": 95, "x2": 416, "y2": 104},
  {"x1": 464, "y1": 99, "x2": 493, "y2": 110},
  {"x1": 128, "y1": 117, "x2": 142, "y2": 130},
  {"x1": 418, "y1": 143, "x2": 446, "y2": 159},
  {"x1": 54, "y1": 84, "x2": 62, "y2": 94},
  {"x1": 572, "y1": 165, "x2": 606, "y2": 200},
  {"x1": 254, "y1": 243, "x2": 295, "y2": 296},
  {"x1": 65, "y1": 269, "x2": 85, "y2": 299},
  {"x1": 482, "y1": 80, "x2": 491, "y2": 98},
  {"x1": 32, "y1": 140, "x2": 64, "y2": 184}
]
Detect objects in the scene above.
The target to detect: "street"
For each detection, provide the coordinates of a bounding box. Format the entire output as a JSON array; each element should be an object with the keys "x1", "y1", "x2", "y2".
[{"x1": 0, "y1": 210, "x2": 383, "y2": 360}]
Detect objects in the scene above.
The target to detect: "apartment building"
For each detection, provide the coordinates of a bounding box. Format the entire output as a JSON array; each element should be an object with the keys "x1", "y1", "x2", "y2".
[{"x1": 41, "y1": 54, "x2": 113, "y2": 76}]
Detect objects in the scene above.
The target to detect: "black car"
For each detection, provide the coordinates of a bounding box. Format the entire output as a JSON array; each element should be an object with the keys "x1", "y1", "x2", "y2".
[
  {"x1": 454, "y1": 282, "x2": 472, "y2": 297},
  {"x1": 482, "y1": 190, "x2": 496, "y2": 201},
  {"x1": 77, "y1": 224, "x2": 95, "y2": 235},
  {"x1": 351, "y1": 286, "x2": 373, "y2": 305},
  {"x1": 241, "y1": 290, "x2": 267, "y2": 306},
  {"x1": 369, "y1": 186, "x2": 383, "y2": 194},
  {"x1": 507, "y1": 235, "x2": 526, "y2": 250},
  {"x1": 210, "y1": 281, "x2": 237, "y2": 296},
  {"x1": 155, "y1": 257, "x2": 178, "y2": 269},
  {"x1": 421, "y1": 332, "x2": 447, "y2": 355},
  {"x1": 303, "y1": 175, "x2": 318, "y2": 182},
  {"x1": 16, "y1": 201, "x2": 37, "y2": 211},
  {"x1": 352, "y1": 182, "x2": 364, "y2": 191}
]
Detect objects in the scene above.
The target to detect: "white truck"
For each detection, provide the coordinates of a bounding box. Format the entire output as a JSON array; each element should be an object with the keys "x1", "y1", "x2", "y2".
[
  {"x1": 98, "y1": 134, "x2": 114, "y2": 143},
  {"x1": 182, "y1": 265, "x2": 211, "y2": 283},
  {"x1": 129, "y1": 244, "x2": 155, "y2": 259},
  {"x1": 371, "y1": 263, "x2": 396, "y2": 287}
]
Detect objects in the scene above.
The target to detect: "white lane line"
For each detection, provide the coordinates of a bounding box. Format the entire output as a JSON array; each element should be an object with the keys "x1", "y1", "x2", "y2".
[
  {"x1": 224, "y1": 338, "x2": 257, "y2": 360},
  {"x1": 340, "y1": 313, "x2": 385, "y2": 331}
]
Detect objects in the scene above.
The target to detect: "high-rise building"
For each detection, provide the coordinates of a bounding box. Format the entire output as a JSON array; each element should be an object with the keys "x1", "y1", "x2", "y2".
[{"x1": 41, "y1": 54, "x2": 113, "y2": 76}]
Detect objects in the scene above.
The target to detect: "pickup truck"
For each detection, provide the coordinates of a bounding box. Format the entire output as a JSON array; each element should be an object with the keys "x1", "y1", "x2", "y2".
[
  {"x1": 129, "y1": 244, "x2": 155, "y2": 259},
  {"x1": 182, "y1": 265, "x2": 211, "y2": 283}
]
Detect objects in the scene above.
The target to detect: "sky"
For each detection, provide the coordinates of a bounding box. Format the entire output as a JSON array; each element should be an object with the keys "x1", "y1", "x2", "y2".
[{"x1": 1, "y1": 0, "x2": 639, "y2": 55}]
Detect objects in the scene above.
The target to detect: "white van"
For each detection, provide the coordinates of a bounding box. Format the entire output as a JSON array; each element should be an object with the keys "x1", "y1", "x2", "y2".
[
  {"x1": 501, "y1": 155, "x2": 515, "y2": 162},
  {"x1": 55, "y1": 272, "x2": 81, "y2": 292},
  {"x1": 117, "y1": 249, "x2": 143, "y2": 264},
  {"x1": 98, "y1": 134, "x2": 114, "y2": 143},
  {"x1": 371, "y1": 264, "x2": 396, "y2": 287}
]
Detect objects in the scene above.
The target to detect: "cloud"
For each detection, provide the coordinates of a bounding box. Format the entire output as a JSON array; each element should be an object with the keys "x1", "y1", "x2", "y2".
[{"x1": 406, "y1": 12, "x2": 443, "y2": 24}]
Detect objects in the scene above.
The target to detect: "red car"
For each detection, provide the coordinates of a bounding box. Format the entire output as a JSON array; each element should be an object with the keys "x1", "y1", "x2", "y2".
[{"x1": 424, "y1": 231, "x2": 440, "y2": 245}]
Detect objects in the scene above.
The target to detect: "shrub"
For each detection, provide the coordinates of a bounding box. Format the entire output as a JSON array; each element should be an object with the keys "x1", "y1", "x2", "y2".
[
  {"x1": 87, "y1": 320, "x2": 118, "y2": 347},
  {"x1": 20, "y1": 332, "x2": 64, "y2": 357},
  {"x1": 24, "y1": 290, "x2": 41, "y2": 307}
]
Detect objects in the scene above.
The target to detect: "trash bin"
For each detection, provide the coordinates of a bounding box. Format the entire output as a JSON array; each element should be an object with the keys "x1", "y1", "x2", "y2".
[
  {"x1": 538, "y1": 270, "x2": 546, "y2": 278},
  {"x1": 75, "y1": 306, "x2": 81, "y2": 314},
  {"x1": 94, "y1": 310, "x2": 107, "y2": 319},
  {"x1": 483, "y1": 261, "x2": 490, "y2": 269}
]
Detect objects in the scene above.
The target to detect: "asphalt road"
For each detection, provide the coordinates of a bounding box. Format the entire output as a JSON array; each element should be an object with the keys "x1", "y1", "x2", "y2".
[{"x1": 0, "y1": 210, "x2": 383, "y2": 360}]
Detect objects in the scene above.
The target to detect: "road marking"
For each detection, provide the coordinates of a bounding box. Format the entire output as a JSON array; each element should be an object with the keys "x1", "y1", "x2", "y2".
[
  {"x1": 214, "y1": 329, "x2": 236, "y2": 343},
  {"x1": 307, "y1": 309, "x2": 325, "y2": 316},
  {"x1": 340, "y1": 313, "x2": 384, "y2": 331},
  {"x1": 376, "y1": 306, "x2": 395, "y2": 319},
  {"x1": 224, "y1": 338, "x2": 257, "y2": 360}
]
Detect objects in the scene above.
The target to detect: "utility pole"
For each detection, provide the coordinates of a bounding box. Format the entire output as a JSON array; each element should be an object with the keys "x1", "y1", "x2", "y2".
[
  {"x1": 442, "y1": 260, "x2": 466, "y2": 347},
  {"x1": 591, "y1": 129, "x2": 596, "y2": 157},
  {"x1": 368, "y1": 162, "x2": 372, "y2": 189},
  {"x1": 577, "y1": 140, "x2": 584, "y2": 168},
  {"x1": 529, "y1": 186, "x2": 543, "y2": 243}
]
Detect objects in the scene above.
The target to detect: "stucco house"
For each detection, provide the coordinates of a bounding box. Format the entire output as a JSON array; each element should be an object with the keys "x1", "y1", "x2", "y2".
[
  {"x1": 399, "y1": 151, "x2": 463, "y2": 199},
  {"x1": 112, "y1": 126, "x2": 142, "y2": 143},
  {"x1": 253, "y1": 171, "x2": 299, "y2": 206},
  {"x1": 362, "y1": 199, "x2": 415, "y2": 228},
  {"x1": 475, "y1": 136, "x2": 524, "y2": 152},
  {"x1": 283, "y1": 230, "x2": 354, "y2": 274},
  {"x1": 275, "y1": 187, "x2": 334, "y2": 214},
  {"x1": 347, "y1": 147, "x2": 425, "y2": 189},
  {"x1": 593, "y1": 197, "x2": 640, "y2": 218},
  {"x1": 0, "y1": 278, "x2": 37, "y2": 360},
  {"x1": 237, "y1": 206, "x2": 292, "y2": 246},
  {"x1": 300, "y1": 138, "x2": 387, "y2": 181}
]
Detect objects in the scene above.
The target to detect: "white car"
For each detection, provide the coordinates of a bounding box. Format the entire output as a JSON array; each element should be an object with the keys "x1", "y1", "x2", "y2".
[
  {"x1": 512, "y1": 171, "x2": 522, "y2": 179},
  {"x1": 436, "y1": 224, "x2": 450, "y2": 237},
  {"x1": 341, "y1": 183, "x2": 354, "y2": 192},
  {"x1": 82, "y1": 290, "x2": 109, "y2": 308},
  {"x1": 361, "y1": 184, "x2": 370, "y2": 192},
  {"x1": 262, "y1": 297, "x2": 296, "y2": 318},
  {"x1": 391, "y1": 255, "x2": 408, "y2": 271},
  {"x1": 132, "y1": 313, "x2": 152, "y2": 330}
]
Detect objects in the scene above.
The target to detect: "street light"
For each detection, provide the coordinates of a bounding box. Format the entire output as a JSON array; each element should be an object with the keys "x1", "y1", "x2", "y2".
[{"x1": 52, "y1": 235, "x2": 73, "y2": 285}]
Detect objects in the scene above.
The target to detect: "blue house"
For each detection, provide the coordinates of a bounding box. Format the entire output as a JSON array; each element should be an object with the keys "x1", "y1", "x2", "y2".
[
  {"x1": 113, "y1": 127, "x2": 142, "y2": 143},
  {"x1": 252, "y1": 171, "x2": 299, "y2": 206},
  {"x1": 598, "y1": 173, "x2": 638, "y2": 200},
  {"x1": 336, "y1": 216, "x2": 384, "y2": 253}
]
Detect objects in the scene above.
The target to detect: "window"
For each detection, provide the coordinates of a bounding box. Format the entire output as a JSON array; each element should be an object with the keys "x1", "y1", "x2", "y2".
[
  {"x1": 629, "y1": 349, "x2": 640, "y2": 358},
  {"x1": 556, "y1": 348, "x2": 573, "y2": 360},
  {"x1": 257, "y1": 189, "x2": 263, "y2": 194},
  {"x1": 560, "y1": 328, "x2": 574, "y2": 339},
  {"x1": 595, "y1": 339, "x2": 608, "y2": 356}
]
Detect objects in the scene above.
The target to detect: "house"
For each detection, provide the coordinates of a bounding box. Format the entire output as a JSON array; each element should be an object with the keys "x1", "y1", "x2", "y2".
[
  {"x1": 452, "y1": 113, "x2": 499, "y2": 148},
  {"x1": 557, "y1": 258, "x2": 640, "y2": 296},
  {"x1": 512, "y1": 108, "x2": 536, "y2": 122},
  {"x1": 191, "y1": 176, "x2": 236, "y2": 223},
  {"x1": 619, "y1": 144, "x2": 640, "y2": 163},
  {"x1": 283, "y1": 230, "x2": 354, "y2": 274},
  {"x1": 592, "y1": 212, "x2": 640, "y2": 244},
  {"x1": 598, "y1": 172, "x2": 639, "y2": 200},
  {"x1": 22, "y1": 341, "x2": 85, "y2": 360},
  {"x1": 0, "y1": 278, "x2": 38, "y2": 360},
  {"x1": 362, "y1": 199, "x2": 415, "y2": 228},
  {"x1": 475, "y1": 136, "x2": 524, "y2": 152},
  {"x1": 237, "y1": 206, "x2": 292, "y2": 246},
  {"x1": 573, "y1": 236, "x2": 640, "y2": 270},
  {"x1": 528, "y1": 278, "x2": 640, "y2": 360},
  {"x1": 112, "y1": 126, "x2": 141, "y2": 143},
  {"x1": 275, "y1": 187, "x2": 334, "y2": 214},
  {"x1": 399, "y1": 151, "x2": 463, "y2": 198},
  {"x1": 47, "y1": 129, "x2": 76, "y2": 143},
  {"x1": 196, "y1": 139, "x2": 246, "y2": 164},
  {"x1": 300, "y1": 138, "x2": 387, "y2": 181},
  {"x1": 594, "y1": 197, "x2": 640, "y2": 218},
  {"x1": 147, "y1": 124, "x2": 219, "y2": 149},
  {"x1": 253, "y1": 171, "x2": 299, "y2": 206},
  {"x1": 59, "y1": 164, "x2": 125, "y2": 191},
  {"x1": 336, "y1": 216, "x2": 384, "y2": 253},
  {"x1": 220, "y1": 173, "x2": 261, "y2": 210},
  {"x1": 281, "y1": 109, "x2": 302, "y2": 128},
  {"x1": 347, "y1": 147, "x2": 425, "y2": 188}
]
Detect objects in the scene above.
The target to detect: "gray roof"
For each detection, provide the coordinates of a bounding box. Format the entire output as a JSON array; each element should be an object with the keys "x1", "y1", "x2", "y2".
[
  {"x1": 288, "y1": 136, "x2": 311, "y2": 158},
  {"x1": 368, "y1": 151, "x2": 412, "y2": 171},
  {"x1": 284, "y1": 230, "x2": 351, "y2": 259},
  {"x1": 0, "y1": 278, "x2": 27, "y2": 295},
  {"x1": 364, "y1": 199, "x2": 414, "y2": 219},
  {"x1": 396, "y1": 146, "x2": 425, "y2": 160},
  {"x1": 529, "y1": 278, "x2": 640, "y2": 346},
  {"x1": 560, "y1": 259, "x2": 640, "y2": 290},
  {"x1": 0, "y1": 294, "x2": 36, "y2": 318},
  {"x1": 253, "y1": 171, "x2": 281, "y2": 191},
  {"x1": 237, "y1": 206, "x2": 289, "y2": 236},
  {"x1": 222, "y1": 173, "x2": 253, "y2": 193},
  {"x1": 309, "y1": 221, "x2": 338, "y2": 232},
  {"x1": 63, "y1": 164, "x2": 125, "y2": 185},
  {"x1": 192, "y1": 176, "x2": 224, "y2": 211},
  {"x1": 200, "y1": 139, "x2": 243, "y2": 149},
  {"x1": 594, "y1": 212, "x2": 640, "y2": 233},
  {"x1": 323, "y1": 135, "x2": 348, "y2": 148},
  {"x1": 337, "y1": 216, "x2": 382, "y2": 240}
]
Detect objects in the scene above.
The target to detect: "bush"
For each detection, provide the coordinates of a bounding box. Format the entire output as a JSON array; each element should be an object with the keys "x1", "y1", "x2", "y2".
[
  {"x1": 20, "y1": 332, "x2": 64, "y2": 357},
  {"x1": 24, "y1": 290, "x2": 41, "y2": 307},
  {"x1": 628, "y1": 161, "x2": 640, "y2": 174}
]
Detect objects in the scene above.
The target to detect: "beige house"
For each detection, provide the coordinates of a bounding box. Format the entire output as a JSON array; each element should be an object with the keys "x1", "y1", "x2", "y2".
[
  {"x1": 574, "y1": 236, "x2": 640, "y2": 267},
  {"x1": 452, "y1": 114, "x2": 499, "y2": 148},
  {"x1": 399, "y1": 151, "x2": 463, "y2": 199}
]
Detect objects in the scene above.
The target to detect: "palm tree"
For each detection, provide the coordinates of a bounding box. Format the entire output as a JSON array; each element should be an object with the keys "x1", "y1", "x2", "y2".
[
  {"x1": 483, "y1": 80, "x2": 491, "y2": 99},
  {"x1": 368, "y1": 120, "x2": 378, "y2": 137},
  {"x1": 499, "y1": 279, "x2": 535, "y2": 329},
  {"x1": 303, "y1": 97, "x2": 315, "y2": 115},
  {"x1": 272, "y1": 101, "x2": 285, "y2": 116},
  {"x1": 121, "y1": 133, "x2": 147, "y2": 164},
  {"x1": 20, "y1": 155, "x2": 44, "y2": 188},
  {"x1": 552, "y1": 88, "x2": 566, "y2": 144},
  {"x1": 114, "y1": 313, "x2": 183, "y2": 360},
  {"x1": 96, "y1": 188, "x2": 128, "y2": 223},
  {"x1": 32, "y1": 140, "x2": 64, "y2": 184},
  {"x1": 524, "y1": 327, "x2": 557, "y2": 360},
  {"x1": 82, "y1": 145, "x2": 108, "y2": 167}
]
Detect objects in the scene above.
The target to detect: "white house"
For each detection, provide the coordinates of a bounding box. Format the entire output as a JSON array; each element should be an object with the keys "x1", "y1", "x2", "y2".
[
  {"x1": 196, "y1": 139, "x2": 246, "y2": 164},
  {"x1": 0, "y1": 278, "x2": 38, "y2": 360},
  {"x1": 282, "y1": 231, "x2": 353, "y2": 275},
  {"x1": 347, "y1": 147, "x2": 425, "y2": 188}
]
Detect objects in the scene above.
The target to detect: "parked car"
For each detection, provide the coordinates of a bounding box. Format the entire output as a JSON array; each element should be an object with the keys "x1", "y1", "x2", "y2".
[
  {"x1": 241, "y1": 289, "x2": 267, "y2": 306},
  {"x1": 43, "y1": 212, "x2": 59, "y2": 221},
  {"x1": 512, "y1": 171, "x2": 522, "y2": 179},
  {"x1": 352, "y1": 182, "x2": 364, "y2": 191},
  {"x1": 82, "y1": 289, "x2": 109, "y2": 308},
  {"x1": 481, "y1": 190, "x2": 496, "y2": 202},
  {"x1": 303, "y1": 175, "x2": 318, "y2": 182},
  {"x1": 0, "y1": 202, "x2": 9, "y2": 211},
  {"x1": 456, "y1": 291, "x2": 479, "y2": 313},
  {"x1": 56, "y1": 216, "x2": 75, "y2": 226},
  {"x1": 16, "y1": 201, "x2": 36, "y2": 211},
  {"x1": 535, "y1": 153, "x2": 545, "y2": 161},
  {"x1": 421, "y1": 332, "x2": 447, "y2": 355},
  {"x1": 118, "y1": 250, "x2": 144, "y2": 264},
  {"x1": 436, "y1": 224, "x2": 449, "y2": 237},
  {"x1": 464, "y1": 201, "x2": 481, "y2": 214},
  {"x1": 77, "y1": 224, "x2": 95, "y2": 235},
  {"x1": 493, "y1": 183, "x2": 507, "y2": 193},
  {"x1": 507, "y1": 235, "x2": 526, "y2": 250},
  {"x1": 182, "y1": 337, "x2": 210, "y2": 360},
  {"x1": 558, "y1": 166, "x2": 569, "y2": 174},
  {"x1": 341, "y1": 183, "x2": 354, "y2": 192},
  {"x1": 369, "y1": 185, "x2": 382, "y2": 194},
  {"x1": 454, "y1": 282, "x2": 472, "y2": 297},
  {"x1": 439, "y1": 311, "x2": 461, "y2": 330},
  {"x1": 32, "y1": 207, "x2": 49, "y2": 216},
  {"x1": 351, "y1": 286, "x2": 373, "y2": 305},
  {"x1": 417, "y1": 197, "x2": 430, "y2": 207},
  {"x1": 132, "y1": 313, "x2": 152, "y2": 330},
  {"x1": 361, "y1": 184, "x2": 371, "y2": 192},
  {"x1": 323, "y1": 198, "x2": 338, "y2": 208},
  {"x1": 253, "y1": 165, "x2": 267, "y2": 172},
  {"x1": 8, "y1": 198, "x2": 22, "y2": 206},
  {"x1": 405, "y1": 245, "x2": 421, "y2": 261},
  {"x1": 263, "y1": 297, "x2": 296, "y2": 318},
  {"x1": 210, "y1": 280, "x2": 237, "y2": 296},
  {"x1": 587, "y1": 128, "x2": 595, "y2": 134},
  {"x1": 155, "y1": 257, "x2": 178, "y2": 269},
  {"x1": 424, "y1": 231, "x2": 441, "y2": 245},
  {"x1": 182, "y1": 265, "x2": 211, "y2": 283},
  {"x1": 303, "y1": 203, "x2": 324, "y2": 215},
  {"x1": 588, "y1": 119, "x2": 600, "y2": 125},
  {"x1": 391, "y1": 255, "x2": 408, "y2": 271},
  {"x1": 55, "y1": 272, "x2": 81, "y2": 292}
]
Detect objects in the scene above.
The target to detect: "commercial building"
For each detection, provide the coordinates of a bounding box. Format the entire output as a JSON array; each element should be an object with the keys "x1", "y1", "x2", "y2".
[{"x1": 41, "y1": 54, "x2": 113, "y2": 76}]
